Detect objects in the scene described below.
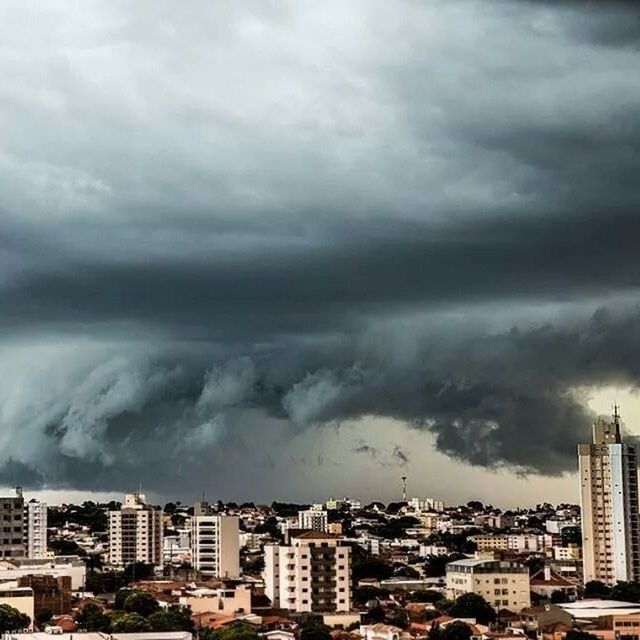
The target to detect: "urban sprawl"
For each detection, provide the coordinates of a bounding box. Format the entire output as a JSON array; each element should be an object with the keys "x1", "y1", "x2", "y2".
[{"x1": 0, "y1": 411, "x2": 636, "y2": 640}]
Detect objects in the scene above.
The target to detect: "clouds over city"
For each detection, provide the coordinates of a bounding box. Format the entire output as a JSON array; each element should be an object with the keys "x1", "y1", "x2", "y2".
[{"x1": 1, "y1": 0, "x2": 640, "y2": 499}]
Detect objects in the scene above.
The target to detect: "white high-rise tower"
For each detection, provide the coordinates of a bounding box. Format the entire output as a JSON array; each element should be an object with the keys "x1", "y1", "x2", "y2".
[{"x1": 579, "y1": 408, "x2": 640, "y2": 584}]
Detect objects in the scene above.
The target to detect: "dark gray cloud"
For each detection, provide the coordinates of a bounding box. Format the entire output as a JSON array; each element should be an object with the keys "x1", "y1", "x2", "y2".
[{"x1": 1, "y1": 0, "x2": 640, "y2": 499}]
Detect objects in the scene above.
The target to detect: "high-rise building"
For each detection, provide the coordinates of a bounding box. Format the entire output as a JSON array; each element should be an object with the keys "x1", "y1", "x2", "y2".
[
  {"x1": 264, "y1": 531, "x2": 351, "y2": 613},
  {"x1": 25, "y1": 500, "x2": 47, "y2": 559},
  {"x1": 191, "y1": 502, "x2": 240, "y2": 579},
  {"x1": 579, "y1": 409, "x2": 640, "y2": 584},
  {"x1": 108, "y1": 493, "x2": 163, "y2": 568},
  {"x1": 297, "y1": 507, "x2": 328, "y2": 532},
  {"x1": 0, "y1": 488, "x2": 25, "y2": 560}
]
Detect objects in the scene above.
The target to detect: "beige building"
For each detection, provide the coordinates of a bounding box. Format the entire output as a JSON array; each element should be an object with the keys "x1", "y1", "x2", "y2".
[
  {"x1": 446, "y1": 558, "x2": 530, "y2": 612},
  {"x1": 179, "y1": 583, "x2": 251, "y2": 618},
  {"x1": 579, "y1": 411, "x2": 640, "y2": 585},
  {"x1": 108, "y1": 493, "x2": 163, "y2": 568},
  {"x1": 191, "y1": 503, "x2": 240, "y2": 579},
  {"x1": 0, "y1": 584, "x2": 34, "y2": 629},
  {"x1": 264, "y1": 531, "x2": 351, "y2": 613}
]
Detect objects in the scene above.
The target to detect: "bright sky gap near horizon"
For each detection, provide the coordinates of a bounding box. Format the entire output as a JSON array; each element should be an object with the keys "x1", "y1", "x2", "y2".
[{"x1": 2, "y1": 1, "x2": 640, "y2": 507}]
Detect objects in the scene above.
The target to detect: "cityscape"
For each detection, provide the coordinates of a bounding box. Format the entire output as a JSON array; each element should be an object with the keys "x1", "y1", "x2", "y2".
[
  {"x1": 0, "y1": 410, "x2": 638, "y2": 640},
  {"x1": 2, "y1": 2, "x2": 640, "y2": 640}
]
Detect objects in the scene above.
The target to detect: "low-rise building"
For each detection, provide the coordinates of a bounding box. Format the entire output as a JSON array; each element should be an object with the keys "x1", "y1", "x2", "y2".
[
  {"x1": 0, "y1": 556, "x2": 86, "y2": 590},
  {"x1": 529, "y1": 568, "x2": 578, "y2": 602},
  {"x1": 446, "y1": 558, "x2": 530, "y2": 612},
  {"x1": 180, "y1": 583, "x2": 251, "y2": 623},
  {"x1": 0, "y1": 584, "x2": 34, "y2": 629}
]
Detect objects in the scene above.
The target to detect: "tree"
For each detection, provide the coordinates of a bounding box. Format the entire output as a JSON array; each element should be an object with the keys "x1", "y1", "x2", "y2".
[
  {"x1": 408, "y1": 590, "x2": 445, "y2": 604},
  {"x1": 441, "y1": 622, "x2": 473, "y2": 640},
  {"x1": 610, "y1": 582, "x2": 640, "y2": 603},
  {"x1": 148, "y1": 606, "x2": 194, "y2": 632},
  {"x1": 364, "y1": 607, "x2": 386, "y2": 624},
  {"x1": 123, "y1": 591, "x2": 160, "y2": 617},
  {"x1": 550, "y1": 590, "x2": 569, "y2": 604},
  {"x1": 111, "y1": 613, "x2": 152, "y2": 633},
  {"x1": 565, "y1": 630, "x2": 599, "y2": 640},
  {"x1": 584, "y1": 580, "x2": 611, "y2": 599},
  {"x1": 447, "y1": 593, "x2": 496, "y2": 625},
  {"x1": 353, "y1": 585, "x2": 389, "y2": 605},
  {"x1": 114, "y1": 588, "x2": 136, "y2": 610},
  {"x1": 75, "y1": 604, "x2": 111, "y2": 632},
  {"x1": 123, "y1": 562, "x2": 154, "y2": 583},
  {"x1": 352, "y1": 550, "x2": 394, "y2": 582},
  {"x1": 394, "y1": 564, "x2": 420, "y2": 579},
  {"x1": 424, "y1": 554, "x2": 464, "y2": 578},
  {"x1": 299, "y1": 616, "x2": 332, "y2": 640},
  {"x1": 202, "y1": 623, "x2": 259, "y2": 640},
  {"x1": 35, "y1": 608, "x2": 53, "y2": 629},
  {"x1": 49, "y1": 538, "x2": 85, "y2": 556},
  {"x1": 0, "y1": 604, "x2": 31, "y2": 632},
  {"x1": 389, "y1": 610, "x2": 410, "y2": 630}
]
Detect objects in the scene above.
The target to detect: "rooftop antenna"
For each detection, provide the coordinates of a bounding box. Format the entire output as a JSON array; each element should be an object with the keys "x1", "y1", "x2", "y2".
[{"x1": 401, "y1": 476, "x2": 407, "y2": 502}]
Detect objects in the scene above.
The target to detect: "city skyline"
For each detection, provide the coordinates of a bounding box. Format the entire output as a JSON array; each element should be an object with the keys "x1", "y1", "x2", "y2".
[{"x1": 2, "y1": 1, "x2": 640, "y2": 502}]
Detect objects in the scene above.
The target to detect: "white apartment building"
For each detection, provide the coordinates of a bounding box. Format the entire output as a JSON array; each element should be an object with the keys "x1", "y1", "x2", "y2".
[
  {"x1": 298, "y1": 507, "x2": 328, "y2": 532},
  {"x1": 25, "y1": 500, "x2": 47, "y2": 559},
  {"x1": 408, "y1": 498, "x2": 445, "y2": 513},
  {"x1": 264, "y1": 531, "x2": 351, "y2": 613},
  {"x1": 191, "y1": 503, "x2": 240, "y2": 579},
  {"x1": 446, "y1": 558, "x2": 530, "y2": 612},
  {"x1": 108, "y1": 493, "x2": 163, "y2": 568},
  {"x1": 579, "y1": 411, "x2": 640, "y2": 584},
  {"x1": 471, "y1": 533, "x2": 557, "y2": 554}
]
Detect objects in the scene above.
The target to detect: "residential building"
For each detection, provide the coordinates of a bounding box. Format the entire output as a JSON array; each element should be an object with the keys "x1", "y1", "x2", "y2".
[
  {"x1": 191, "y1": 502, "x2": 240, "y2": 579},
  {"x1": 446, "y1": 558, "x2": 530, "y2": 612},
  {"x1": 579, "y1": 410, "x2": 640, "y2": 584},
  {"x1": 17, "y1": 575, "x2": 72, "y2": 617},
  {"x1": 179, "y1": 583, "x2": 251, "y2": 621},
  {"x1": 298, "y1": 507, "x2": 328, "y2": 532},
  {"x1": 25, "y1": 500, "x2": 47, "y2": 559},
  {"x1": 408, "y1": 498, "x2": 445, "y2": 513},
  {"x1": 0, "y1": 556, "x2": 86, "y2": 590},
  {"x1": 0, "y1": 489, "x2": 25, "y2": 560},
  {"x1": 360, "y1": 624, "x2": 410, "y2": 640},
  {"x1": 108, "y1": 493, "x2": 163, "y2": 568},
  {"x1": 5, "y1": 633, "x2": 192, "y2": 640},
  {"x1": 0, "y1": 584, "x2": 33, "y2": 629},
  {"x1": 264, "y1": 531, "x2": 351, "y2": 613},
  {"x1": 529, "y1": 567, "x2": 578, "y2": 602}
]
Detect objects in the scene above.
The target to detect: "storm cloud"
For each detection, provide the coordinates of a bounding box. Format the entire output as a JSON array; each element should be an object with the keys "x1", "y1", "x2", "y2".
[{"x1": 1, "y1": 0, "x2": 640, "y2": 499}]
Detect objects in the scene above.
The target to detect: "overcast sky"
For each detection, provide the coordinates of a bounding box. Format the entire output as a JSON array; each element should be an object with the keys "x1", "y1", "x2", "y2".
[{"x1": 2, "y1": 0, "x2": 640, "y2": 507}]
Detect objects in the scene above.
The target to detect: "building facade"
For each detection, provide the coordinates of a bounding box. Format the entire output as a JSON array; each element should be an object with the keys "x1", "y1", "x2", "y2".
[
  {"x1": 0, "y1": 490, "x2": 25, "y2": 560},
  {"x1": 579, "y1": 411, "x2": 640, "y2": 584},
  {"x1": 25, "y1": 500, "x2": 47, "y2": 559},
  {"x1": 264, "y1": 531, "x2": 351, "y2": 613},
  {"x1": 108, "y1": 493, "x2": 163, "y2": 568},
  {"x1": 446, "y1": 558, "x2": 530, "y2": 612},
  {"x1": 191, "y1": 503, "x2": 240, "y2": 579},
  {"x1": 298, "y1": 507, "x2": 328, "y2": 532}
]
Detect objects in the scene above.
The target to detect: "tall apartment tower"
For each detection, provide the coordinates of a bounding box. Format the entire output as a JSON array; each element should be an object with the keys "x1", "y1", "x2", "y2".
[
  {"x1": 191, "y1": 501, "x2": 240, "y2": 579},
  {"x1": 0, "y1": 488, "x2": 25, "y2": 560},
  {"x1": 108, "y1": 493, "x2": 163, "y2": 568},
  {"x1": 579, "y1": 409, "x2": 640, "y2": 584},
  {"x1": 264, "y1": 531, "x2": 351, "y2": 613},
  {"x1": 25, "y1": 499, "x2": 48, "y2": 559}
]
